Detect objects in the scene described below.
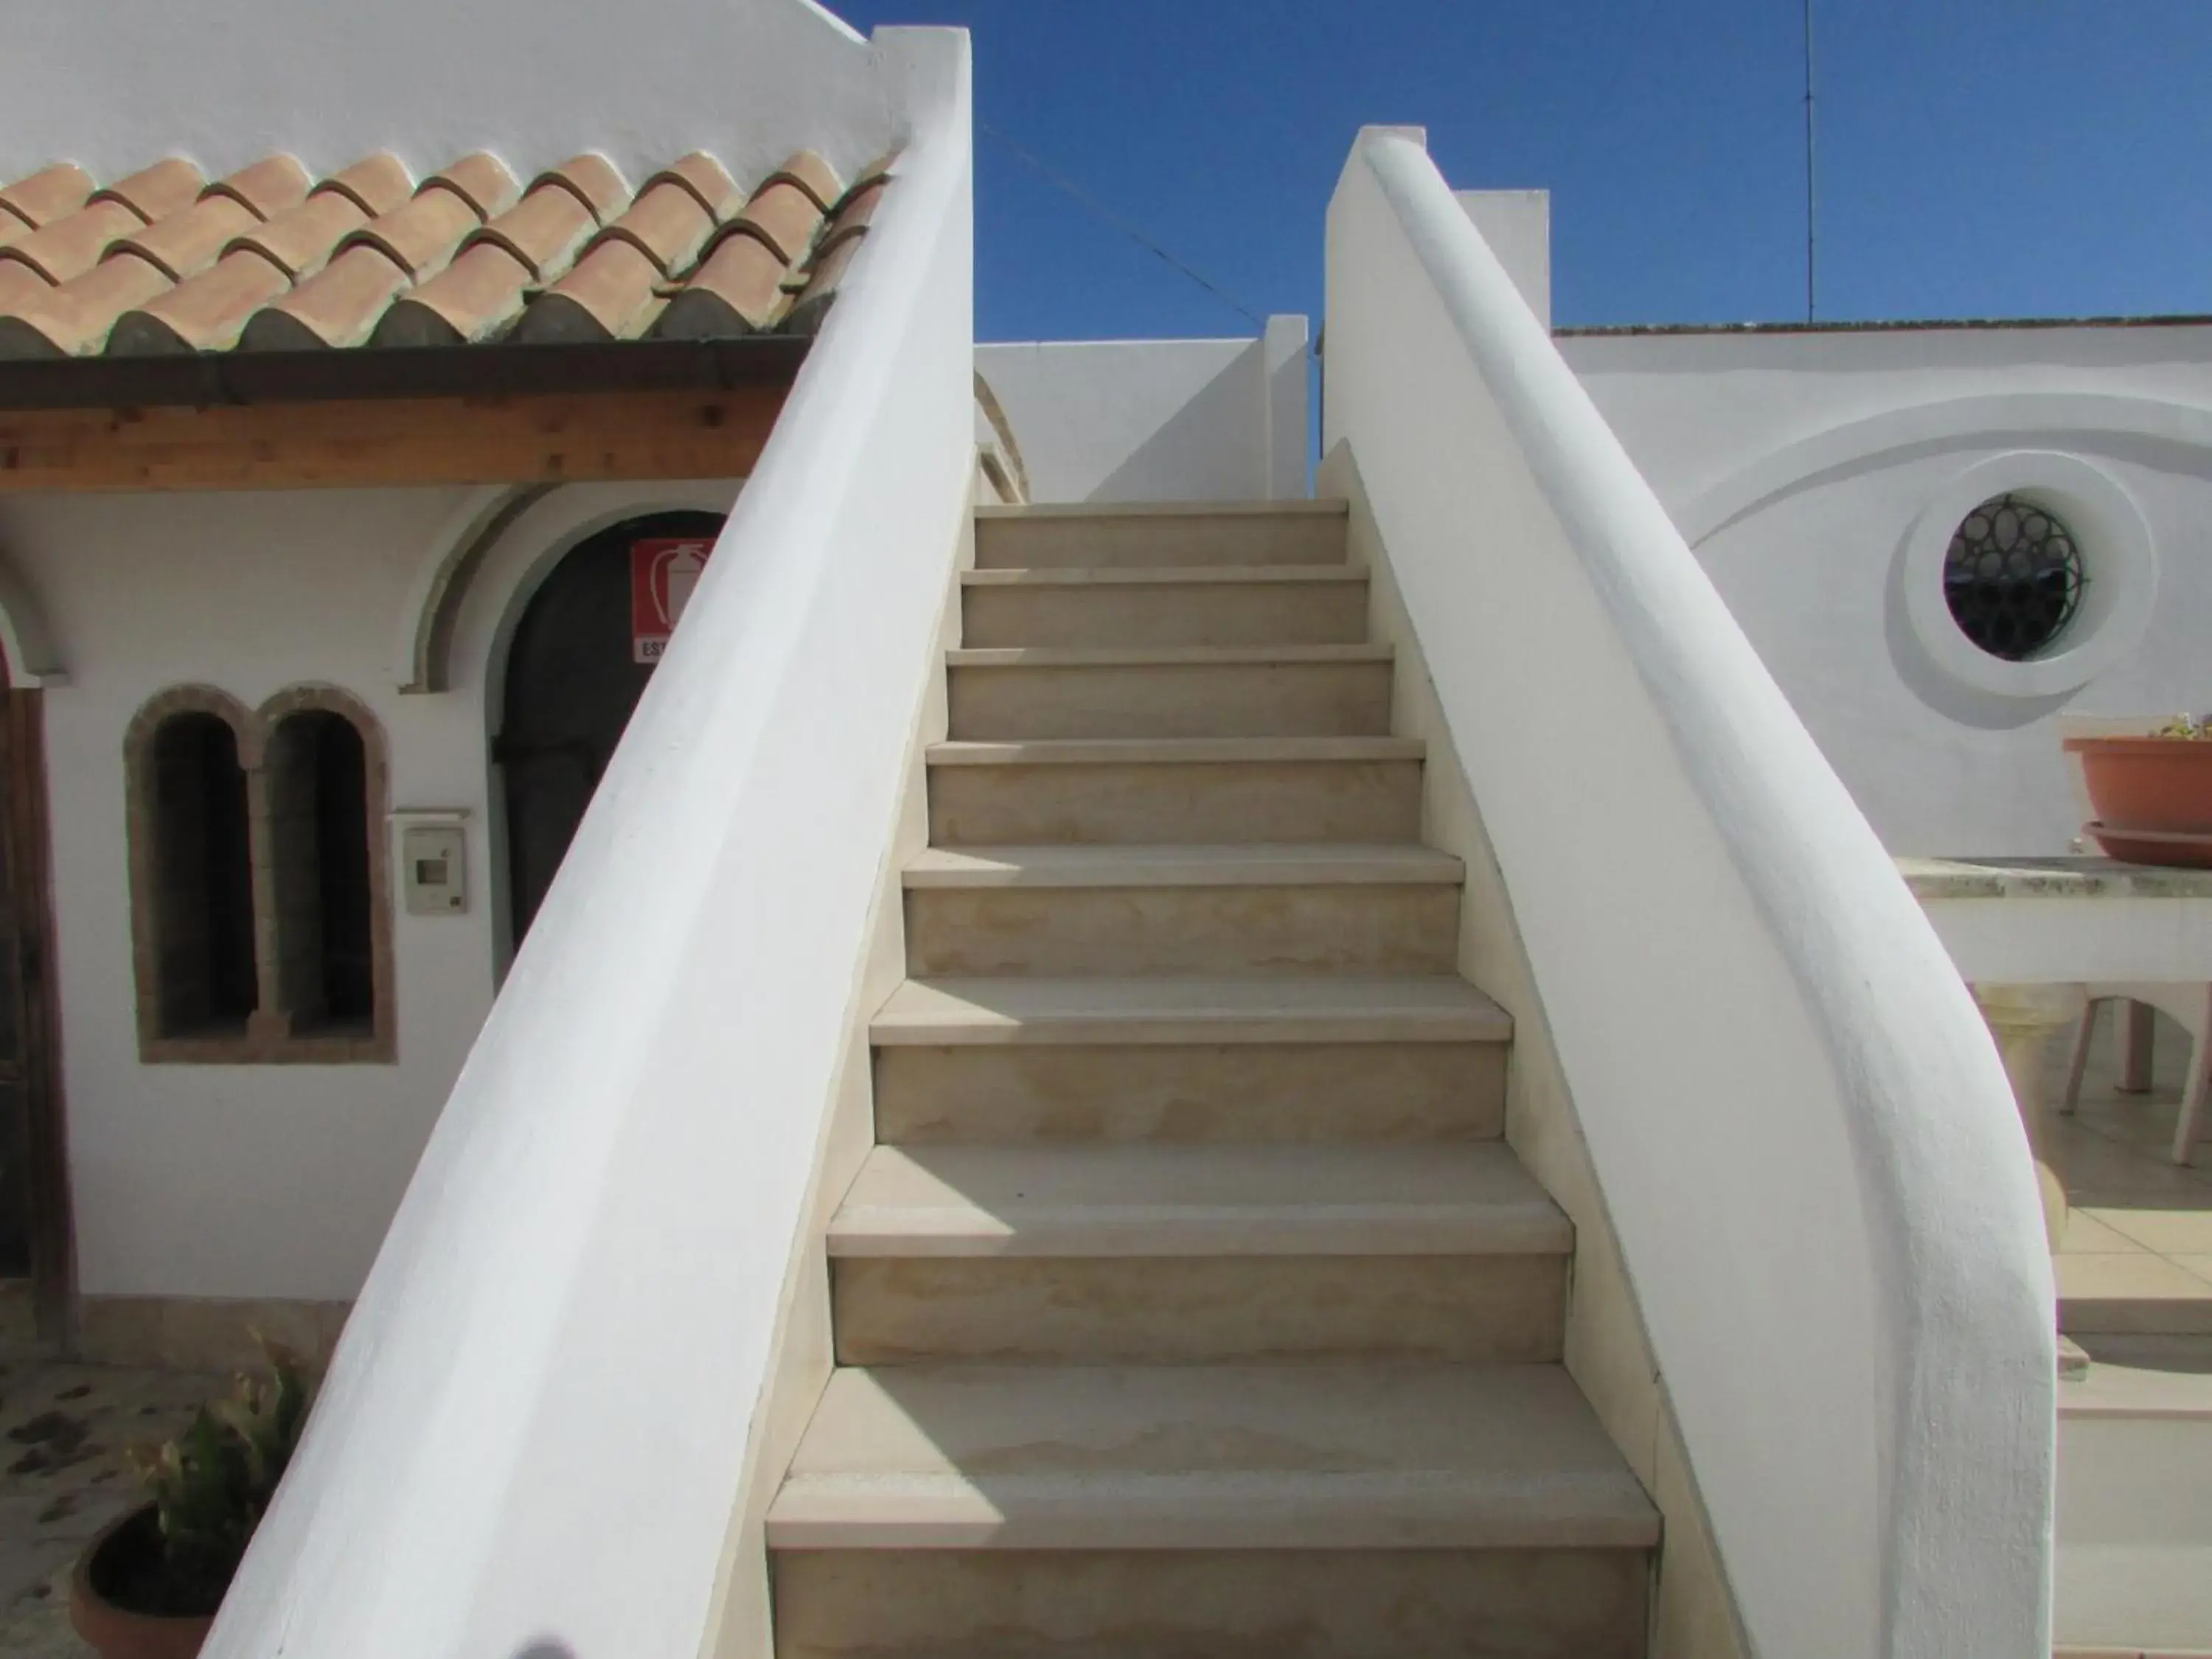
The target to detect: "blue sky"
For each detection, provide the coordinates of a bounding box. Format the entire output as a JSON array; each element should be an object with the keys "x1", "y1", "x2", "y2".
[{"x1": 829, "y1": 1, "x2": 2212, "y2": 341}]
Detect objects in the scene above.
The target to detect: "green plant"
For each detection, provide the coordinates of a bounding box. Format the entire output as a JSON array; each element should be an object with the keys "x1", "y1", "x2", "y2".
[
  {"x1": 2152, "y1": 714, "x2": 2212, "y2": 740},
  {"x1": 118, "y1": 1336, "x2": 313, "y2": 1615}
]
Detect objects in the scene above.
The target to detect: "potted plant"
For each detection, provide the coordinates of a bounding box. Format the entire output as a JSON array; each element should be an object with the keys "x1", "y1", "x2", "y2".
[
  {"x1": 2066, "y1": 714, "x2": 2212, "y2": 868},
  {"x1": 69, "y1": 1340, "x2": 312, "y2": 1659}
]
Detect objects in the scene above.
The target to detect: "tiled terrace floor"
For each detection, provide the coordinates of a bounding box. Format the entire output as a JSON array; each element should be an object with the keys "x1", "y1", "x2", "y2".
[
  {"x1": 0, "y1": 1354, "x2": 216, "y2": 1658},
  {"x1": 2046, "y1": 1004, "x2": 2212, "y2": 1369}
]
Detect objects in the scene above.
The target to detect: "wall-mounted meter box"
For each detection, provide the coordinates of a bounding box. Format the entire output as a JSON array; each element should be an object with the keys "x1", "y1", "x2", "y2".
[{"x1": 399, "y1": 821, "x2": 468, "y2": 916}]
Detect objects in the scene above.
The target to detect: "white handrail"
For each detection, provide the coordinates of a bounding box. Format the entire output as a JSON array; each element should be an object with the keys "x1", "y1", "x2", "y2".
[
  {"x1": 1326, "y1": 128, "x2": 2053, "y2": 1658},
  {"x1": 203, "y1": 29, "x2": 975, "y2": 1659}
]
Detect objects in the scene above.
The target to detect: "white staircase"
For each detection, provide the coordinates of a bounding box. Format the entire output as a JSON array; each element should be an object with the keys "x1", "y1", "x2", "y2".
[{"x1": 766, "y1": 501, "x2": 1660, "y2": 1658}]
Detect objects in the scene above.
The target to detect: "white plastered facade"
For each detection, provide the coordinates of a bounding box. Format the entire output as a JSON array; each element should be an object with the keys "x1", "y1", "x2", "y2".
[
  {"x1": 0, "y1": 479, "x2": 740, "y2": 1302},
  {"x1": 1559, "y1": 322, "x2": 2212, "y2": 855}
]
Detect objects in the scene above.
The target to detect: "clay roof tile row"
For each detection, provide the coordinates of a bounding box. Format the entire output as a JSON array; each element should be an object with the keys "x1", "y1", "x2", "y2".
[{"x1": 0, "y1": 145, "x2": 892, "y2": 363}]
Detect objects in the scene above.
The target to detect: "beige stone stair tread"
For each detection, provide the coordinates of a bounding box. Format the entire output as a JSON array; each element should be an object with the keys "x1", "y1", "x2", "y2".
[
  {"x1": 828, "y1": 1143, "x2": 1566, "y2": 1257},
  {"x1": 962, "y1": 564, "x2": 1363, "y2": 587},
  {"x1": 975, "y1": 500, "x2": 1351, "y2": 521},
  {"x1": 927, "y1": 737, "x2": 1425, "y2": 766},
  {"x1": 902, "y1": 843, "x2": 1463, "y2": 889},
  {"x1": 945, "y1": 643, "x2": 1393, "y2": 667},
  {"x1": 767, "y1": 1362, "x2": 1659, "y2": 1550},
  {"x1": 871, "y1": 975, "x2": 1512, "y2": 1046}
]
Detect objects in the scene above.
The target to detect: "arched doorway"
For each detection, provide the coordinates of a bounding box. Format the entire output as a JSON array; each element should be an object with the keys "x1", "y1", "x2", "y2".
[{"x1": 495, "y1": 509, "x2": 725, "y2": 946}]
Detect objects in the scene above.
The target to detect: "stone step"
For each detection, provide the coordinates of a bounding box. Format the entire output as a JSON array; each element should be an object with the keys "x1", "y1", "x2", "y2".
[
  {"x1": 773, "y1": 1546, "x2": 1649, "y2": 1659},
  {"x1": 902, "y1": 843, "x2": 1461, "y2": 978},
  {"x1": 770, "y1": 1362, "x2": 1655, "y2": 1548},
  {"x1": 827, "y1": 1141, "x2": 1565, "y2": 1256},
  {"x1": 925, "y1": 737, "x2": 1425, "y2": 845},
  {"x1": 870, "y1": 974, "x2": 1512, "y2": 1048},
  {"x1": 961, "y1": 565, "x2": 1369, "y2": 648},
  {"x1": 827, "y1": 1142, "x2": 1568, "y2": 1365},
  {"x1": 945, "y1": 644, "x2": 1394, "y2": 740},
  {"x1": 973, "y1": 499, "x2": 1349, "y2": 570},
  {"x1": 873, "y1": 1036, "x2": 1506, "y2": 1147}
]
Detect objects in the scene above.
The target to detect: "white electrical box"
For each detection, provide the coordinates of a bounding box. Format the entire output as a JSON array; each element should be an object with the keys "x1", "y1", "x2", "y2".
[{"x1": 400, "y1": 824, "x2": 468, "y2": 916}]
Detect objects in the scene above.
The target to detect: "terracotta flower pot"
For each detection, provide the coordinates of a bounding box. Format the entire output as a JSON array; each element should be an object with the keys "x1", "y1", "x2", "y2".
[
  {"x1": 69, "y1": 1506, "x2": 215, "y2": 1659},
  {"x1": 2064, "y1": 734, "x2": 2212, "y2": 868}
]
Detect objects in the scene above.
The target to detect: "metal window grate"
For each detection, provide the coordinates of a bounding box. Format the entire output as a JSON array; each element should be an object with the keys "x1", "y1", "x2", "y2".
[{"x1": 1943, "y1": 493, "x2": 2084, "y2": 661}]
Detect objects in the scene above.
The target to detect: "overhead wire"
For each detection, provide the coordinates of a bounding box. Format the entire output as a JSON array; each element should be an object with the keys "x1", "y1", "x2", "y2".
[{"x1": 980, "y1": 120, "x2": 1267, "y2": 329}]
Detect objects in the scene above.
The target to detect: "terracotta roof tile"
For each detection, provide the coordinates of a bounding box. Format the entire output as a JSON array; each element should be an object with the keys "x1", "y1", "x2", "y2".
[
  {"x1": 781, "y1": 231, "x2": 862, "y2": 337},
  {"x1": 109, "y1": 192, "x2": 265, "y2": 283},
  {"x1": 0, "y1": 198, "x2": 148, "y2": 286},
  {"x1": 529, "y1": 153, "x2": 628, "y2": 221},
  {"x1": 340, "y1": 171, "x2": 509, "y2": 275},
  {"x1": 422, "y1": 154, "x2": 520, "y2": 220},
  {"x1": 462, "y1": 176, "x2": 611, "y2": 278},
  {"x1": 370, "y1": 240, "x2": 535, "y2": 347},
  {"x1": 106, "y1": 159, "x2": 404, "y2": 357},
  {"x1": 598, "y1": 180, "x2": 717, "y2": 275},
  {"x1": 654, "y1": 227, "x2": 788, "y2": 338},
  {"x1": 313, "y1": 155, "x2": 414, "y2": 220},
  {"x1": 375, "y1": 161, "x2": 624, "y2": 347},
  {"x1": 643, "y1": 153, "x2": 745, "y2": 220},
  {"x1": 108, "y1": 253, "x2": 293, "y2": 355},
  {"x1": 0, "y1": 145, "x2": 893, "y2": 360},
  {"x1": 88, "y1": 159, "x2": 205, "y2": 223},
  {"x1": 0, "y1": 266, "x2": 50, "y2": 319},
  {"x1": 760, "y1": 150, "x2": 842, "y2": 213},
  {"x1": 0, "y1": 164, "x2": 95, "y2": 246},
  {"x1": 514, "y1": 237, "x2": 664, "y2": 343},
  {"x1": 0, "y1": 255, "x2": 173, "y2": 356},
  {"x1": 227, "y1": 191, "x2": 376, "y2": 281},
  {"x1": 239, "y1": 246, "x2": 415, "y2": 351},
  {"x1": 198, "y1": 155, "x2": 313, "y2": 220},
  {"x1": 725, "y1": 178, "x2": 825, "y2": 265}
]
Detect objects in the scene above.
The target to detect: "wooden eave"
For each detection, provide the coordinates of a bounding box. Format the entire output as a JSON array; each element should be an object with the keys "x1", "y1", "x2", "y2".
[{"x1": 0, "y1": 336, "x2": 810, "y2": 492}]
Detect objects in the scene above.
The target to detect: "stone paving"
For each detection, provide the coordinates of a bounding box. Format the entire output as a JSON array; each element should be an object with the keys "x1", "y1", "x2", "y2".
[{"x1": 0, "y1": 1357, "x2": 218, "y2": 1659}]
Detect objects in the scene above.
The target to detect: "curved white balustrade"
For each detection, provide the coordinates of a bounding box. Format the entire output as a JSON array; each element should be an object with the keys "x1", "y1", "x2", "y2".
[
  {"x1": 204, "y1": 28, "x2": 975, "y2": 1659},
  {"x1": 1325, "y1": 128, "x2": 2054, "y2": 1658}
]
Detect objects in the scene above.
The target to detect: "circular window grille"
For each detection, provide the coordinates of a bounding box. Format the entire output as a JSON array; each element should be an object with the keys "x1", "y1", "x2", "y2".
[{"x1": 1942, "y1": 493, "x2": 2085, "y2": 661}]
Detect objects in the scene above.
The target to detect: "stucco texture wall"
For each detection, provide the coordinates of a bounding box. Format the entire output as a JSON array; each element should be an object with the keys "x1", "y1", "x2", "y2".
[
  {"x1": 1563, "y1": 324, "x2": 2212, "y2": 857},
  {"x1": 977, "y1": 321, "x2": 1307, "y2": 504},
  {"x1": 0, "y1": 479, "x2": 737, "y2": 1302}
]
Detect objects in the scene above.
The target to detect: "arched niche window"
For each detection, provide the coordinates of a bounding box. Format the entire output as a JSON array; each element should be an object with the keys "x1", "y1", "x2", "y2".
[
  {"x1": 128, "y1": 686, "x2": 393, "y2": 1062},
  {"x1": 264, "y1": 709, "x2": 374, "y2": 1032},
  {"x1": 141, "y1": 709, "x2": 257, "y2": 1038}
]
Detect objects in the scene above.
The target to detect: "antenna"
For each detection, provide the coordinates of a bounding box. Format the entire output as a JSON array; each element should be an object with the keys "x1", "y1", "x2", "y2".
[{"x1": 1803, "y1": 0, "x2": 1818, "y2": 322}]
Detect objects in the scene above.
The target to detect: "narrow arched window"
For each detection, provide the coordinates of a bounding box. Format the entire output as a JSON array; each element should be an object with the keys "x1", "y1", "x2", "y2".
[
  {"x1": 145, "y1": 713, "x2": 257, "y2": 1036},
  {"x1": 265, "y1": 710, "x2": 375, "y2": 1033}
]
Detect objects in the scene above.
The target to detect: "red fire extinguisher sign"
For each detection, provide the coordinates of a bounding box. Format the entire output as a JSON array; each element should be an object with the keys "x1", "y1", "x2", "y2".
[{"x1": 630, "y1": 537, "x2": 715, "y2": 664}]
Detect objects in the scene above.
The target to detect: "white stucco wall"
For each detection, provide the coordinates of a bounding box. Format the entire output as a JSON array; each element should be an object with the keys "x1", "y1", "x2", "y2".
[
  {"x1": 0, "y1": 478, "x2": 739, "y2": 1302},
  {"x1": 1329, "y1": 125, "x2": 2053, "y2": 1659},
  {"x1": 0, "y1": 0, "x2": 890, "y2": 190},
  {"x1": 977, "y1": 316, "x2": 1309, "y2": 503},
  {"x1": 1561, "y1": 324, "x2": 2212, "y2": 856}
]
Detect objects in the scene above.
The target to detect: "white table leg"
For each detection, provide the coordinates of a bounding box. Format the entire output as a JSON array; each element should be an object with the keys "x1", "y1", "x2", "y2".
[
  {"x1": 1974, "y1": 983, "x2": 2087, "y2": 1251},
  {"x1": 2174, "y1": 984, "x2": 2212, "y2": 1166}
]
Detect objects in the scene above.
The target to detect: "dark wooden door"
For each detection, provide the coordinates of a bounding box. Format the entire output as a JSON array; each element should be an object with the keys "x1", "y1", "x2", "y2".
[
  {"x1": 496, "y1": 511, "x2": 725, "y2": 947},
  {"x1": 0, "y1": 678, "x2": 68, "y2": 1338}
]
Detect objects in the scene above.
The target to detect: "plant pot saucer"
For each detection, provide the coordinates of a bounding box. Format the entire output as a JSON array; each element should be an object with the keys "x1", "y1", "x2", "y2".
[{"x1": 2084, "y1": 820, "x2": 2212, "y2": 869}]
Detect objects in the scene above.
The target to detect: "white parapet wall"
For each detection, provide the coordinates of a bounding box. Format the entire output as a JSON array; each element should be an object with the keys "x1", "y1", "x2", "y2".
[
  {"x1": 977, "y1": 313, "x2": 1308, "y2": 504},
  {"x1": 204, "y1": 26, "x2": 975, "y2": 1659},
  {"x1": 1559, "y1": 323, "x2": 2212, "y2": 857},
  {"x1": 1324, "y1": 126, "x2": 2056, "y2": 1658}
]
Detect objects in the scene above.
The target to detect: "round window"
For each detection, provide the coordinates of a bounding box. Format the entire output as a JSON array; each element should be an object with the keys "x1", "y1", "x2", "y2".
[{"x1": 1941, "y1": 493, "x2": 2084, "y2": 661}]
